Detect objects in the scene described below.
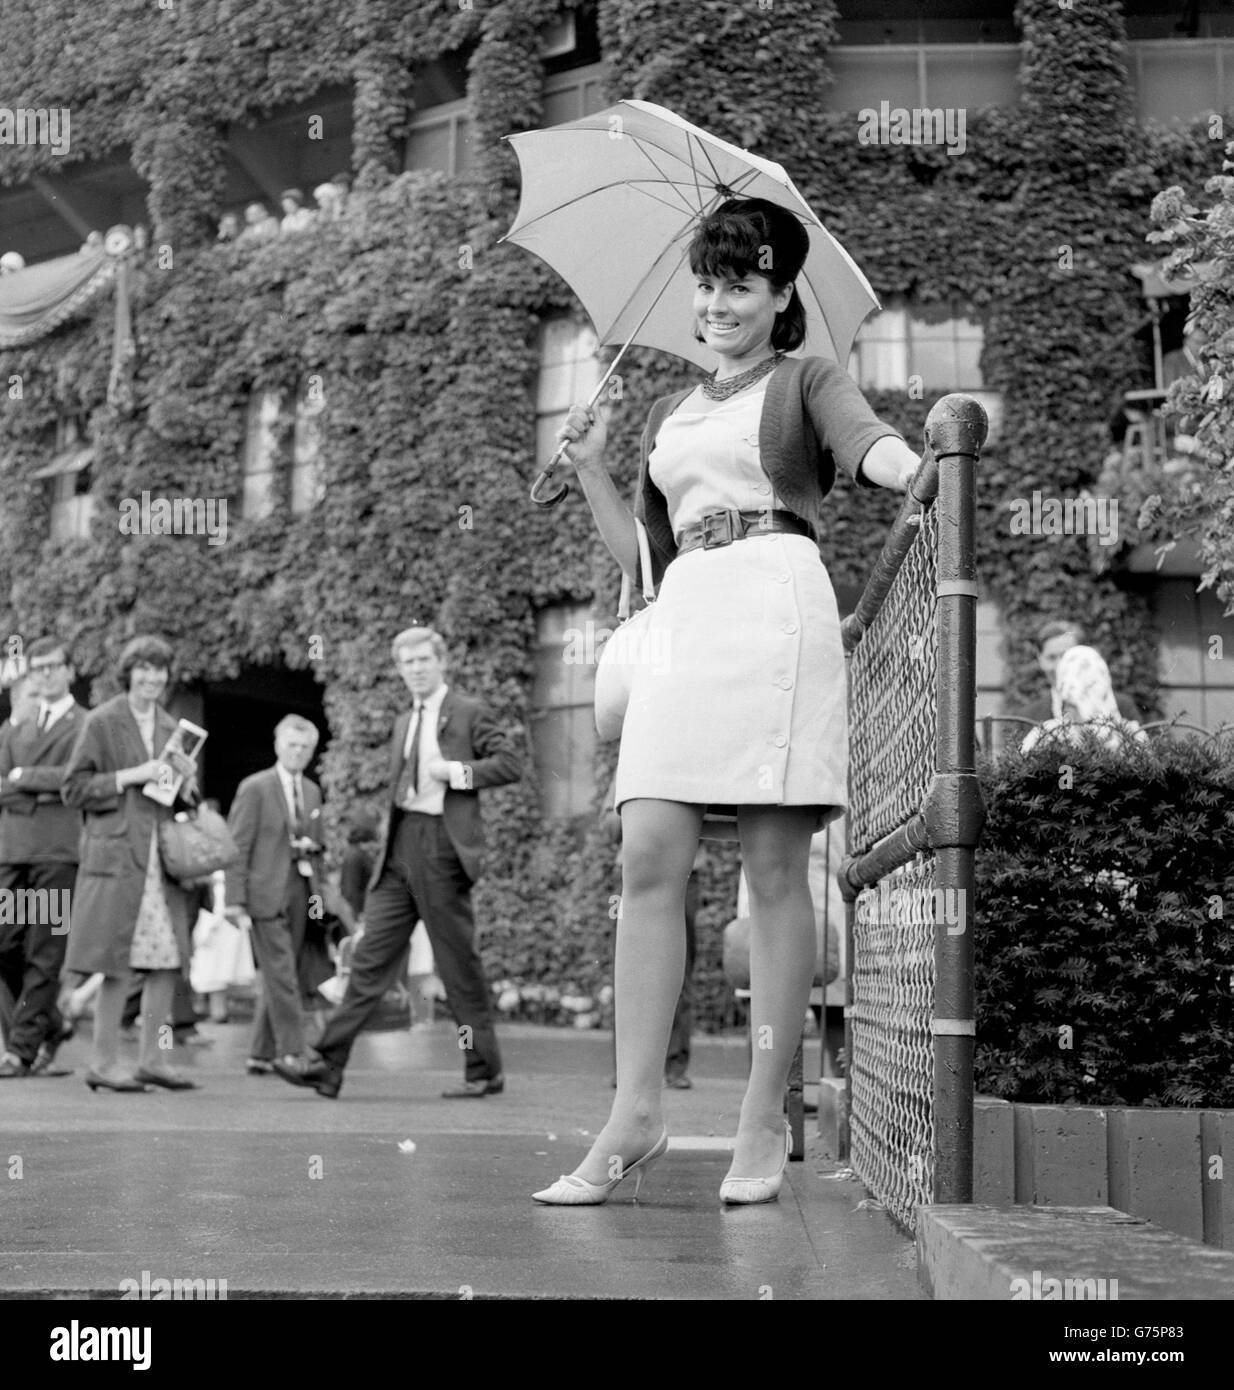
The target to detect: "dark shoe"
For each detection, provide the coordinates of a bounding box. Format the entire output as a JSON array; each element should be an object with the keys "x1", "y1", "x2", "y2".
[
  {"x1": 133, "y1": 1067, "x2": 199, "y2": 1091},
  {"x1": 85, "y1": 1070, "x2": 148, "y2": 1093},
  {"x1": 246, "y1": 1058, "x2": 274, "y2": 1075},
  {"x1": 441, "y1": 1075, "x2": 504, "y2": 1098},
  {"x1": 664, "y1": 1073, "x2": 693, "y2": 1090},
  {"x1": 272, "y1": 1055, "x2": 342, "y2": 1099},
  {"x1": 0, "y1": 1052, "x2": 31, "y2": 1078},
  {"x1": 28, "y1": 1023, "x2": 75, "y2": 1076}
]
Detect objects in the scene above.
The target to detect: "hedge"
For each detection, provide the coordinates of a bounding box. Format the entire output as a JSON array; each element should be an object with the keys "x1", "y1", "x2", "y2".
[{"x1": 975, "y1": 735, "x2": 1234, "y2": 1107}]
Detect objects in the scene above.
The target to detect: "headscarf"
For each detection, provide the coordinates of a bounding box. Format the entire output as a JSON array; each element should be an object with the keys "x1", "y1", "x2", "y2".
[{"x1": 1022, "y1": 645, "x2": 1144, "y2": 753}]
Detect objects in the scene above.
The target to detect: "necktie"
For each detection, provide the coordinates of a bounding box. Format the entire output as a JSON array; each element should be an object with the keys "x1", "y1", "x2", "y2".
[
  {"x1": 37, "y1": 705, "x2": 50, "y2": 731},
  {"x1": 292, "y1": 775, "x2": 305, "y2": 833},
  {"x1": 407, "y1": 703, "x2": 423, "y2": 795}
]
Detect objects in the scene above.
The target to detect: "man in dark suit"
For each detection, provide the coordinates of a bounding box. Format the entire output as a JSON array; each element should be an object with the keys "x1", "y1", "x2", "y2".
[
  {"x1": 0, "y1": 639, "x2": 84, "y2": 1078},
  {"x1": 1014, "y1": 620, "x2": 1143, "y2": 726},
  {"x1": 225, "y1": 714, "x2": 325, "y2": 1075},
  {"x1": 274, "y1": 626, "x2": 521, "y2": 1099}
]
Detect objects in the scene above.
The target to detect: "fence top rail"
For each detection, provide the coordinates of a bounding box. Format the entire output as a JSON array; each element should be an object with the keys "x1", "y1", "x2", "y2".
[{"x1": 842, "y1": 393, "x2": 986, "y2": 657}]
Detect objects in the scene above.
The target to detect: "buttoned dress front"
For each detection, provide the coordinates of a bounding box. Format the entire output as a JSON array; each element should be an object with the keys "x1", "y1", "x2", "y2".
[{"x1": 614, "y1": 379, "x2": 847, "y2": 834}]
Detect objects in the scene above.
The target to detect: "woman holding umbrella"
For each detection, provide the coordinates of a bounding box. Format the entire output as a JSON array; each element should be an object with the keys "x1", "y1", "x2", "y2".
[{"x1": 533, "y1": 197, "x2": 921, "y2": 1205}]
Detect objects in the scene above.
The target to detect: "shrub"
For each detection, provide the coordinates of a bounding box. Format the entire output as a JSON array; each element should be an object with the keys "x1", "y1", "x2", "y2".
[{"x1": 974, "y1": 734, "x2": 1234, "y2": 1106}]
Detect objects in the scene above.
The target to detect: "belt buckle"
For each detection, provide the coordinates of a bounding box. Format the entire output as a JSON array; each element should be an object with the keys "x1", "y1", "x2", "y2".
[{"x1": 699, "y1": 509, "x2": 735, "y2": 550}]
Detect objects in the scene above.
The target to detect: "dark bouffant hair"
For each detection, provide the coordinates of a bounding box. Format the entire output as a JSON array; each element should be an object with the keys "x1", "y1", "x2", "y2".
[
  {"x1": 688, "y1": 197, "x2": 810, "y2": 352},
  {"x1": 117, "y1": 634, "x2": 174, "y2": 688}
]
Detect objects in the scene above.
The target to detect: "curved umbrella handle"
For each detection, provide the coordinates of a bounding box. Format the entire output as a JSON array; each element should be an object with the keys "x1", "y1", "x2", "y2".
[{"x1": 529, "y1": 440, "x2": 571, "y2": 508}]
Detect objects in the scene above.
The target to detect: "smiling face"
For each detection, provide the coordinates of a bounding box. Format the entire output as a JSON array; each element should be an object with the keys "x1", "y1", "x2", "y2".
[
  {"x1": 127, "y1": 660, "x2": 169, "y2": 704},
  {"x1": 693, "y1": 269, "x2": 792, "y2": 369}
]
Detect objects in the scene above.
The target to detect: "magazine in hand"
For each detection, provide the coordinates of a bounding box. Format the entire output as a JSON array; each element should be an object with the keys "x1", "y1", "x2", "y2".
[{"x1": 142, "y1": 719, "x2": 207, "y2": 806}]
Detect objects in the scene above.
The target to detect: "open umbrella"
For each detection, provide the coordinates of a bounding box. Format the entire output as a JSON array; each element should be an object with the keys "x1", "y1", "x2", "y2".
[{"x1": 502, "y1": 98, "x2": 881, "y2": 505}]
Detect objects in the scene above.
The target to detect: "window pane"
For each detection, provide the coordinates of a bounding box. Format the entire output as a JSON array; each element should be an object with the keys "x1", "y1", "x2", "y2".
[
  {"x1": 825, "y1": 49, "x2": 921, "y2": 111},
  {"x1": 454, "y1": 117, "x2": 475, "y2": 173},
  {"x1": 1132, "y1": 43, "x2": 1221, "y2": 124},
  {"x1": 923, "y1": 47, "x2": 1019, "y2": 109},
  {"x1": 542, "y1": 86, "x2": 580, "y2": 127},
  {"x1": 243, "y1": 469, "x2": 277, "y2": 521},
  {"x1": 406, "y1": 120, "x2": 452, "y2": 174}
]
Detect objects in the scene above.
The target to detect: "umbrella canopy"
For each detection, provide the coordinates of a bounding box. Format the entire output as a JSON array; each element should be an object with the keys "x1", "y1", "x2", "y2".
[{"x1": 503, "y1": 98, "x2": 880, "y2": 371}]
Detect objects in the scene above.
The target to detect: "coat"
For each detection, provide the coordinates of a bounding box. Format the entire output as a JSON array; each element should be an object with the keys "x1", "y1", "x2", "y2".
[
  {"x1": 224, "y1": 765, "x2": 324, "y2": 919},
  {"x1": 0, "y1": 701, "x2": 85, "y2": 863},
  {"x1": 372, "y1": 687, "x2": 521, "y2": 886},
  {"x1": 62, "y1": 694, "x2": 195, "y2": 978}
]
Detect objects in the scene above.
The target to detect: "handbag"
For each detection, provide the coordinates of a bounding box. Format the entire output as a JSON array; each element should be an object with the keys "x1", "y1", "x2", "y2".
[
  {"x1": 158, "y1": 804, "x2": 239, "y2": 885},
  {"x1": 189, "y1": 908, "x2": 256, "y2": 993},
  {"x1": 594, "y1": 516, "x2": 657, "y2": 742}
]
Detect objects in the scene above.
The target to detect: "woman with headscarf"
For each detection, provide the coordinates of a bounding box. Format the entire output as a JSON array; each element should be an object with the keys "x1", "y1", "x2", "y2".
[{"x1": 1020, "y1": 646, "x2": 1147, "y2": 753}]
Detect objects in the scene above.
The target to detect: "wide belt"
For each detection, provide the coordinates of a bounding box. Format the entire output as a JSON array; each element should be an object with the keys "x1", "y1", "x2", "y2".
[{"x1": 676, "y1": 508, "x2": 809, "y2": 555}]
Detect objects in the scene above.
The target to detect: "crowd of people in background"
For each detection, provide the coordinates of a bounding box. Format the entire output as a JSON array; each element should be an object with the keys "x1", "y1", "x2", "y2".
[{"x1": 0, "y1": 623, "x2": 520, "y2": 1101}]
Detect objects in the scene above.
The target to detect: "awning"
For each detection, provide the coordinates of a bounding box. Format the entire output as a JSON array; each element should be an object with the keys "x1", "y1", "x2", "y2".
[{"x1": 31, "y1": 446, "x2": 93, "y2": 480}]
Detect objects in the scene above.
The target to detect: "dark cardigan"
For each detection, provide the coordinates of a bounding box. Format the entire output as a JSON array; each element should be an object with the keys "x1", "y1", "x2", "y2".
[{"x1": 634, "y1": 355, "x2": 903, "y2": 586}]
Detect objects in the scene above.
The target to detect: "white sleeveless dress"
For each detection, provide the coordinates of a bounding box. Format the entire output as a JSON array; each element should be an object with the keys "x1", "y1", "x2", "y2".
[{"x1": 613, "y1": 380, "x2": 848, "y2": 835}]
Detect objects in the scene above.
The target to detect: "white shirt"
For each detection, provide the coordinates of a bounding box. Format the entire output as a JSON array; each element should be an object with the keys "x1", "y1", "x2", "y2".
[
  {"x1": 275, "y1": 763, "x2": 306, "y2": 827},
  {"x1": 400, "y1": 683, "x2": 467, "y2": 815},
  {"x1": 37, "y1": 693, "x2": 75, "y2": 731}
]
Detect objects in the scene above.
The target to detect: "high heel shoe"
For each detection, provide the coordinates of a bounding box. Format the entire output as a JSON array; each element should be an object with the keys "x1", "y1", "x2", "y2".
[
  {"x1": 133, "y1": 1068, "x2": 198, "y2": 1091},
  {"x1": 720, "y1": 1122, "x2": 792, "y2": 1205},
  {"x1": 532, "y1": 1131, "x2": 669, "y2": 1206},
  {"x1": 84, "y1": 1071, "x2": 149, "y2": 1093}
]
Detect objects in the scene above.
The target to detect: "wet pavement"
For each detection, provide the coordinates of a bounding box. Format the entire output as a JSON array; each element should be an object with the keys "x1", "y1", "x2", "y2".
[{"x1": 0, "y1": 1019, "x2": 921, "y2": 1300}]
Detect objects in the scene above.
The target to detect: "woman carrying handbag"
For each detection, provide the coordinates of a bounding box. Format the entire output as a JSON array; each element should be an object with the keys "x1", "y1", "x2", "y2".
[
  {"x1": 535, "y1": 199, "x2": 921, "y2": 1206},
  {"x1": 62, "y1": 635, "x2": 205, "y2": 1093}
]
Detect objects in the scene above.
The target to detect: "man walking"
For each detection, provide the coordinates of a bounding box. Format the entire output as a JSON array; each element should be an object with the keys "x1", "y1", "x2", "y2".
[
  {"x1": 274, "y1": 627, "x2": 521, "y2": 1099},
  {"x1": 0, "y1": 639, "x2": 84, "y2": 1078},
  {"x1": 225, "y1": 714, "x2": 325, "y2": 1075}
]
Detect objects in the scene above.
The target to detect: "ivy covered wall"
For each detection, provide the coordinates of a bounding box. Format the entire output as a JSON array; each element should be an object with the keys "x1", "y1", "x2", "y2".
[{"x1": 0, "y1": 0, "x2": 1226, "y2": 1029}]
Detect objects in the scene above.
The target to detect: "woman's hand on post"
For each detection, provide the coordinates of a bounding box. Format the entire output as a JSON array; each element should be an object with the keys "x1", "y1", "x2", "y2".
[{"x1": 555, "y1": 403, "x2": 607, "y2": 472}]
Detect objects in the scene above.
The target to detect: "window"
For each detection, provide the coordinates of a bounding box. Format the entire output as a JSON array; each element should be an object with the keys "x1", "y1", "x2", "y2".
[
  {"x1": 291, "y1": 389, "x2": 325, "y2": 514},
  {"x1": 405, "y1": 100, "x2": 474, "y2": 176},
  {"x1": 825, "y1": 44, "x2": 1020, "y2": 112},
  {"x1": 1153, "y1": 580, "x2": 1234, "y2": 732},
  {"x1": 1129, "y1": 40, "x2": 1234, "y2": 123},
  {"x1": 535, "y1": 316, "x2": 601, "y2": 464},
  {"x1": 848, "y1": 299, "x2": 1002, "y2": 444},
  {"x1": 531, "y1": 602, "x2": 598, "y2": 818},
  {"x1": 242, "y1": 390, "x2": 280, "y2": 520},
  {"x1": 542, "y1": 61, "x2": 608, "y2": 126},
  {"x1": 36, "y1": 413, "x2": 94, "y2": 541}
]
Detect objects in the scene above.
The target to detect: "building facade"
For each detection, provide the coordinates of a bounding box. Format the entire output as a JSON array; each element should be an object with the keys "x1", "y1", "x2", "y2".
[{"x1": 0, "y1": 0, "x2": 1229, "y2": 1024}]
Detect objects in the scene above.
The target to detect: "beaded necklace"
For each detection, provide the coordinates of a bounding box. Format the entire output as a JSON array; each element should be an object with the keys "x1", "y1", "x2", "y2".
[{"x1": 701, "y1": 351, "x2": 783, "y2": 401}]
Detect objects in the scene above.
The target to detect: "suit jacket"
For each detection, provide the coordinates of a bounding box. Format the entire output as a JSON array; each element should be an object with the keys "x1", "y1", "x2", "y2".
[
  {"x1": 62, "y1": 694, "x2": 195, "y2": 977},
  {"x1": 0, "y1": 702, "x2": 85, "y2": 863},
  {"x1": 225, "y1": 765, "x2": 324, "y2": 920},
  {"x1": 374, "y1": 688, "x2": 521, "y2": 886},
  {"x1": 1013, "y1": 690, "x2": 1143, "y2": 725}
]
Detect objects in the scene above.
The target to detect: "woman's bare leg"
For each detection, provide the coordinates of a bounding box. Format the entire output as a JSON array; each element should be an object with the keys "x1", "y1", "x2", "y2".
[
  {"x1": 568, "y1": 798, "x2": 702, "y2": 1185},
  {"x1": 728, "y1": 806, "x2": 818, "y2": 1179},
  {"x1": 91, "y1": 975, "x2": 130, "y2": 1078},
  {"x1": 137, "y1": 969, "x2": 177, "y2": 1073}
]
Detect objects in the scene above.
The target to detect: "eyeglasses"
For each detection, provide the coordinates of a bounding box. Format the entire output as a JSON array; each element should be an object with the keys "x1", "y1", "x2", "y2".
[{"x1": 28, "y1": 661, "x2": 66, "y2": 674}]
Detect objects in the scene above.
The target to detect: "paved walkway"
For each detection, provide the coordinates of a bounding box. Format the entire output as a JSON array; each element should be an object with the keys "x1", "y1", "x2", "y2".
[{"x1": 1, "y1": 1019, "x2": 921, "y2": 1300}]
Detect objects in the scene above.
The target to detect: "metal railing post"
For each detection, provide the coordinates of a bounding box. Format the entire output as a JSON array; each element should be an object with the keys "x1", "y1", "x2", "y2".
[{"x1": 924, "y1": 395, "x2": 987, "y2": 1205}]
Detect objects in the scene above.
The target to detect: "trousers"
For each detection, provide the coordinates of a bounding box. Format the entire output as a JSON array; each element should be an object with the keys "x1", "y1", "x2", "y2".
[{"x1": 315, "y1": 812, "x2": 501, "y2": 1081}]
